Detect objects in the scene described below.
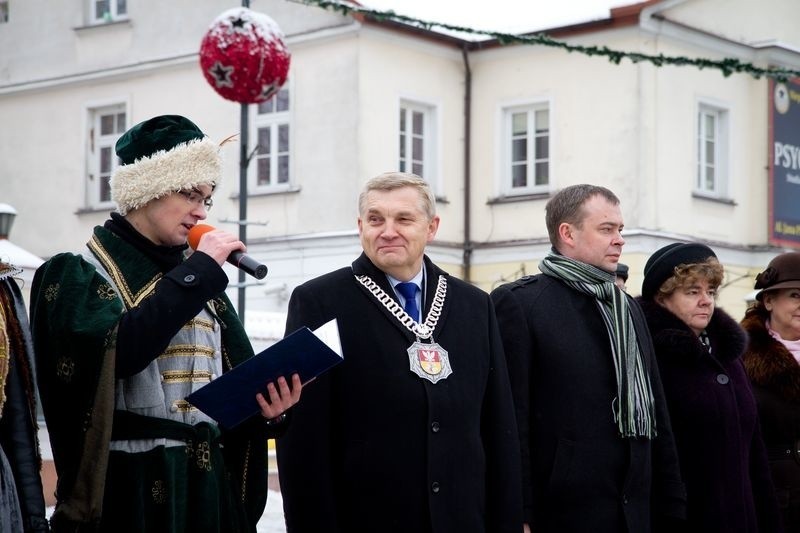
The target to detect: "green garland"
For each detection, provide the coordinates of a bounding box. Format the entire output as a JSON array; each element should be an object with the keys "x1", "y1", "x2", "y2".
[{"x1": 297, "y1": 0, "x2": 799, "y2": 81}]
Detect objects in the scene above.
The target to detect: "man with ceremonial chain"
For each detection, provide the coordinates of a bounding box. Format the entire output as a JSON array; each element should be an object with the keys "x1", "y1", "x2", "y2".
[{"x1": 277, "y1": 172, "x2": 522, "y2": 532}]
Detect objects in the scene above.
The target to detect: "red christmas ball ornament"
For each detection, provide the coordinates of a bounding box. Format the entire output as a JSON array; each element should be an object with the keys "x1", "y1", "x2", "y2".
[{"x1": 199, "y1": 7, "x2": 291, "y2": 104}]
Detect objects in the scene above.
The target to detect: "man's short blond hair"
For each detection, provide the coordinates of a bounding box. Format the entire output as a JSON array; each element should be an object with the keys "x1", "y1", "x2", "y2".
[{"x1": 358, "y1": 172, "x2": 436, "y2": 220}]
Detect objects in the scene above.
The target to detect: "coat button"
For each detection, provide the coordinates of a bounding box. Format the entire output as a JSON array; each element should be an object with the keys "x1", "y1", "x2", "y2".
[
  {"x1": 622, "y1": 494, "x2": 628, "y2": 505},
  {"x1": 184, "y1": 274, "x2": 196, "y2": 283},
  {"x1": 716, "y1": 374, "x2": 730, "y2": 385},
  {"x1": 431, "y1": 421, "x2": 440, "y2": 433},
  {"x1": 431, "y1": 482, "x2": 440, "y2": 494}
]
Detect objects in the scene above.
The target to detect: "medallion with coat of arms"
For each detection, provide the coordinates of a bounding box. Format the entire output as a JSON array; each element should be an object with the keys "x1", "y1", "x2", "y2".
[{"x1": 407, "y1": 341, "x2": 452, "y2": 384}]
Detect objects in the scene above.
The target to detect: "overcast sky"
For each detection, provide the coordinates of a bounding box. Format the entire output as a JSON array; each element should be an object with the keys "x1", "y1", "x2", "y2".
[{"x1": 359, "y1": 0, "x2": 633, "y2": 35}]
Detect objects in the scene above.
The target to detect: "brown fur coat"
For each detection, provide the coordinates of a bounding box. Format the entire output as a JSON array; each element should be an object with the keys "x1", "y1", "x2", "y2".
[
  {"x1": 742, "y1": 309, "x2": 800, "y2": 531},
  {"x1": 742, "y1": 312, "x2": 800, "y2": 403}
]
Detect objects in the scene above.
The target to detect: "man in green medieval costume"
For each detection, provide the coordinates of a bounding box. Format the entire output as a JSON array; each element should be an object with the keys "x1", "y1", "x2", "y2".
[{"x1": 30, "y1": 115, "x2": 302, "y2": 532}]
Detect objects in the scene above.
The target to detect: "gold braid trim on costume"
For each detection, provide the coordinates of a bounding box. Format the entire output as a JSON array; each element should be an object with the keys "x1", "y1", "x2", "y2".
[{"x1": 87, "y1": 234, "x2": 160, "y2": 309}]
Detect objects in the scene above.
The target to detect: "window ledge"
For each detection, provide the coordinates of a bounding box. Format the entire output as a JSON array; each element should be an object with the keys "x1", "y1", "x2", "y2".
[
  {"x1": 691, "y1": 192, "x2": 737, "y2": 206},
  {"x1": 487, "y1": 192, "x2": 550, "y2": 205},
  {"x1": 229, "y1": 186, "x2": 301, "y2": 199},
  {"x1": 76, "y1": 205, "x2": 115, "y2": 215},
  {"x1": 74, "y1": 18, "x2": 131, "y2": 32}
]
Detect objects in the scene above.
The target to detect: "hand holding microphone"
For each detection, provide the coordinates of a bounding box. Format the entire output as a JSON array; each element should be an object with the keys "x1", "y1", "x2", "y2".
[{"x1": 188, "y1": 224, "x2": 268, "y2": 280}]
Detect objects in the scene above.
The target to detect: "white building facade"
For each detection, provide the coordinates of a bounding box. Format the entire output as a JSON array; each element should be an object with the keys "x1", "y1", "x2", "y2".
[{"x1": 2, "y1": 0, "x2": 799, "y2": 328}]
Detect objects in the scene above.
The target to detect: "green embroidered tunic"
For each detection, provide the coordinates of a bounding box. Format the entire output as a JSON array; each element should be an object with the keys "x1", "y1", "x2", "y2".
[{"x1": 30, "y1": 226, "x2": 269, "y2": 532}]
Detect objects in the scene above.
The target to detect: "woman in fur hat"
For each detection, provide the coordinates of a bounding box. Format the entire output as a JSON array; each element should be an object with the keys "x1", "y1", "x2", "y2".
[
  {"x1": 743, "y1": 252, "x2": 800, "y2": 531},
  {"x1": 638, "y1": 243, "x2": 782, "y2": 533}
]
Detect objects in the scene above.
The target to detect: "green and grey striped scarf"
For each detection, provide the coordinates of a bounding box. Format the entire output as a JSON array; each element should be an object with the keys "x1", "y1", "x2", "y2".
[{"x1": 539, "y1": 253, "x2": 657, "y2": 439}]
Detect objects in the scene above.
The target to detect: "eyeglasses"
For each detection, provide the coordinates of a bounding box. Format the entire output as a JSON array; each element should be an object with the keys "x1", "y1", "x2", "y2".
[{"x1": 178, "y1": 189, "x2": 213, "y2": 211}]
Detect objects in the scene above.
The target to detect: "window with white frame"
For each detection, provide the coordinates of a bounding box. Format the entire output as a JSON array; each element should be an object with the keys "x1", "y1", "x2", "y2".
[
  {"x1": 89, "y1": 0, "x2": 127, "y2": 24},
  {"x1": 252, "y1": 85, "x2": 291, "y2": 191},
  {"x1": 696, "y1": 103, "x2": 729, "y2": 197},
  {"x1": 0, "y1": 1, "x2": 9, "y2": 24},
  {"x1": 503, "y1": 103, "x2": 549, "y2": 195},
  {"x1": 399, "y1": 101, "x2": 437, "y2": 185},
  {"x1": 87, "y1": 105, "x2": 126, "y2": 207}
]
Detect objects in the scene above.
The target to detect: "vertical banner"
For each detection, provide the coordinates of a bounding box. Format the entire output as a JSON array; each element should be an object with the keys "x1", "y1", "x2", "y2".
[{"x1": 769, "y1": 77, "x2": 800, "y2": 248}]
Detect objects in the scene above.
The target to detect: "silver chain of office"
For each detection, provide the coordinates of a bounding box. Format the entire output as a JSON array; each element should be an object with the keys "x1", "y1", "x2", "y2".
[{"x1": 355, "y1": 274, "x2": 446, "y2": 340}]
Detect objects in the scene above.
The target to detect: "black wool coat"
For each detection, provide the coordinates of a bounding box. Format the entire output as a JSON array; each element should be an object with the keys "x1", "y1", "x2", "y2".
[
  {"x1": 276, "y1": 253, "x2": 523, "y2": 533},
  {"x1": 639, "y1": 299, "x2": 783, "y2": 533},
  {"x1": 491, "y1": 275, "x2": 686, "y2": 533},
  {"x1": 743, "y1": 311, "x2": 800, "y2": 532}
]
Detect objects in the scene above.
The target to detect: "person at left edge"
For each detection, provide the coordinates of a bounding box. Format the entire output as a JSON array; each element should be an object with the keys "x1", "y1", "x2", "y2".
[
  {"x1": 1, "y1": 263, "x2": 49, "y2": 532},
  {"x1": 29, "y1": 115, "x2": 302, "y2": 533},
  {"x1": 277, "y1": 172, "x2": 523, "y2": 532}
]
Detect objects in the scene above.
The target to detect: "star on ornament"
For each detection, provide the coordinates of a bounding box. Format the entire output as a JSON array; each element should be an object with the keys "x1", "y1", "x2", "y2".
[
  {"x1": 208, "y1": 61, "x2": 234, "y2": 89},
  {"x1": 259, "y1": 81, "x2": 279, "y2": 101},
  {"x1": 230, "y1": 16, "x2": 246, "y2": 31}
]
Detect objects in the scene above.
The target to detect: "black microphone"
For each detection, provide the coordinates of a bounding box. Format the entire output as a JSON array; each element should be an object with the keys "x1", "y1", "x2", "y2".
[
  {"x1": 227, "y1": 250, "x2": 268, "y2": 279},
  {"x1": 188, "y1": 225, "x2": 268, "y2": 280}
]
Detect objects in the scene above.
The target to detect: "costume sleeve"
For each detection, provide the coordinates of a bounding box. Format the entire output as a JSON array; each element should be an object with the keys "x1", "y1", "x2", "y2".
[
  {"x1": 481, "y1": 293, "x2": 524, "y2": 531},
  {"x1": 115, "y1": 251, "x2": 228, "y2": 377},
  {"x1": 490, "y1": 284, "x2": 534, "y2": 524},
  {"x1": 275, "y1": 283, "x2": 342, "y2": 532},
  {"x1": 29, "y1": 253, "x2": 122, "y2": 518}
]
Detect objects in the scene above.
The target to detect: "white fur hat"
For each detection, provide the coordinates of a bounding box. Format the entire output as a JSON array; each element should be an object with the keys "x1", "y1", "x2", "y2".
[{"x1": 110, "y1": 115, "x2": 222, "y2": 215}]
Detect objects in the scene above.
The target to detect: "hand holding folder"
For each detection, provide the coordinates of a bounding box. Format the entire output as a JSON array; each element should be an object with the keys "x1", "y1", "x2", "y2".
[{"x1": 186, "y1": 319, "x2": 343, "y2": 429}]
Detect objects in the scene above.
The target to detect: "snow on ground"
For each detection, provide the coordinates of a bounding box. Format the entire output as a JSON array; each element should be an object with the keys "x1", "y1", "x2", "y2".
[{"x1": 257, "y1": 490, "x2": 286, "y2": 533}]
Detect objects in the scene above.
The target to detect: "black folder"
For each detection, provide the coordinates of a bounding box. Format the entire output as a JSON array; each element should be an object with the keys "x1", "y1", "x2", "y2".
[{"x1": 186, "y1": 319, "x2": 343, "y2": 429}]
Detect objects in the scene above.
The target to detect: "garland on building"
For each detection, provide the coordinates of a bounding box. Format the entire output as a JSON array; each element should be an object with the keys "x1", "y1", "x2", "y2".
[{"x1": 297, "y1": 0, "x2": 799, "y2": 81}]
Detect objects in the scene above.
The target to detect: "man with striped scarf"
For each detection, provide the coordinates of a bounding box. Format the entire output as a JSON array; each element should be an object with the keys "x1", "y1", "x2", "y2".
[{"x1": 491, "y1": 184, "x2": 686, "y2": 533}]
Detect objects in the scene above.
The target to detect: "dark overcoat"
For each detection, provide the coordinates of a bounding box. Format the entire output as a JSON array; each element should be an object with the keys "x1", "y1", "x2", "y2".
[
  {"x1": 743, "y1": 311, "x2": 800, "y2": 532},
  {"x1": 639, "y1": 299, "x2": 783, "y2": 533},
  {"x1": 276, "y1": 253, "x2": 523, "y2": 533},
  {"x1": 491, "y1": 275, "x2": 685, "y2": 533}
]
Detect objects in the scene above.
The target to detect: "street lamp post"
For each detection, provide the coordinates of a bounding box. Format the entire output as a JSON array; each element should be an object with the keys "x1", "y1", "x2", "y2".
[{"x1": 237, "y1": 0, "x2": 251, "y2": 324}]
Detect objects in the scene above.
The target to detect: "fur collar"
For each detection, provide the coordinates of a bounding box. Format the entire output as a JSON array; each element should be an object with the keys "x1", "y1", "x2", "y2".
[
  {"x1": 637, "y1": 298, "x2": 747, "y2": 365},
  {"x1": 741, "y1": 313, "x2": 800, "y2": 403}
]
